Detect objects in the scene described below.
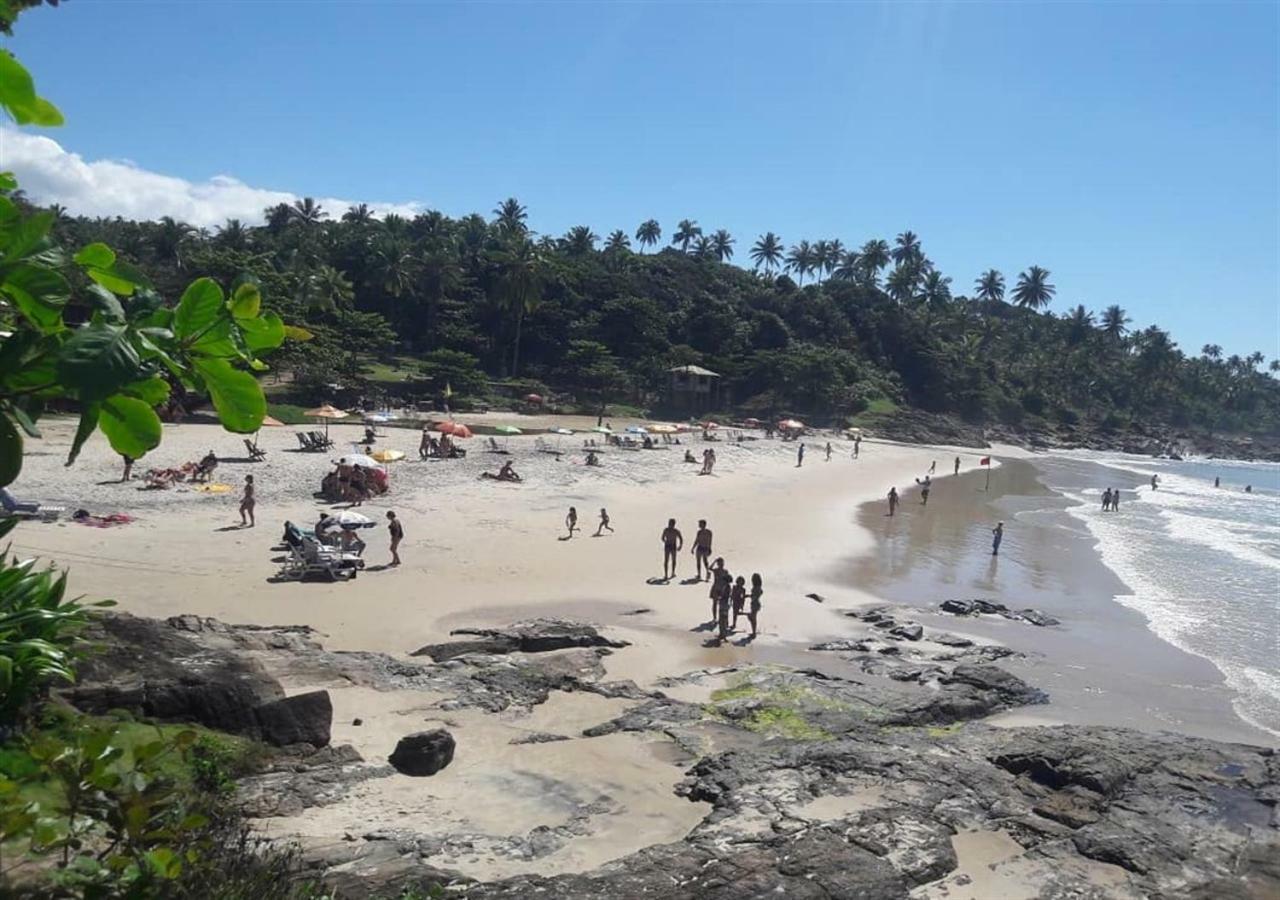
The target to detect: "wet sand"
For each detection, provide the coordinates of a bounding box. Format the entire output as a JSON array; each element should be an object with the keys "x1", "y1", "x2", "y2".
[{"x1": 839, "y1": 459, "x2": 1274, "y2": 745}]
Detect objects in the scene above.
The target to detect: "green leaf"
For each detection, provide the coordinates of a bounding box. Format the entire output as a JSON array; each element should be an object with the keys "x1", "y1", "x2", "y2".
[
  {"x1": 237, "y1": 311, "x2": 285, "y2": 353},
  {"x1": 0, "y1": 172, "x2": 16, "y2": 192},
  {"x1": 192, "y1": 357, "x2": 264, "y2": 433},
  {"x1": 0, "y1": 412, "x2": 21, "y2": 487},
  {"x1": 229, "y1": 282, "x2": 261, "y2": 318},
  {"x1": 120, "y1": 376, "x2": 169, "y2": 406},
  {"x1": 73, "y1": 243, "x2": 115, "y2": 268},
  {"x1": 283, "y1": 324, "x2": 314, "y2": 342},
  {"x1": 190, "y1": 318, "x2": 238, "y2": 358},
  {"x1": 3, "y1": 211, "x2": 53, "y2": 262},
  {"x1": 173, "y1": 278, "x2": 224, "y2": 340},
  {"x1": 5, "y1": 401, "x2": 40, "y2": 437},
  {"x1": 2, "y1": 263, "x2": 69, "y2": 331},
  {"x1": 55, "y1": 324, "x2": 142, "y2": 401},
  {"x1": 84, "y1": 284, "x2": 125, "y2": 323},
  {"x1": 65, "y1": 404, "x2": 99, "y2": 467},
  {"x1": 98, "y1": 395, "x2": 161, "y2": 459},
  {"x1": 86, "y1": 258, "x2": 151, "y2": 296},
  {"x1": 0, "y1": 51, "x2": 63, "y2": 126}
]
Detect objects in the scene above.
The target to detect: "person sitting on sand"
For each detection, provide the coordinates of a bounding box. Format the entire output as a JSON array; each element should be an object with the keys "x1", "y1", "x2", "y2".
[
  {"x1": 887, "y1": 487, "x2": 899, "y2": 516},
  {"x1": 748, "y1": 573, "x2": 763, "y2": 638},
  {"x1": 239, "y1": 475, "x2": 255, "y2": 527},
  {"x1": 565, "y1": 506, "x2": 578, "y2": 539},
  {"x1": 684, "y1": 449, "x2": 697, "y2": 464},
  {"x1": 586, "y1": 450, "x2": 600, "y2": 467},
  {"x1": 482, "y1": 461, "x2": 522, "y2": 482},
  {"x1": 731, "y1": 575, "x2": 747, "y2": 629},
  {"x1": 692, "y1": 520, "x2": 714, "y2": 581},
  {"x1": 661, "y1": 518, "x2": 683, "y2": 580},
  {"x1": 595, "y1": 508, "x2": 613, "y2": 536},
  {"x1": 364, "y1": 426, "x2": 377, "y2": 446},
  {"x1": 194, "y1": 451, "x2": 218, "y2": 482}
]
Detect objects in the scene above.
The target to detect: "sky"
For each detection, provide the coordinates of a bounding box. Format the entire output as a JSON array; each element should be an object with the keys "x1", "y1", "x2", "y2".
[{"x1": 2, "y1": 1, "x2": 1277, "y2": 359}]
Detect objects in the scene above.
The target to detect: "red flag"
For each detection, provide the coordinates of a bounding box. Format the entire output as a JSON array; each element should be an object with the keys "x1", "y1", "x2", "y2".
[{"x1": 979, "y1": 457, "x2": 991, "y2": 466}]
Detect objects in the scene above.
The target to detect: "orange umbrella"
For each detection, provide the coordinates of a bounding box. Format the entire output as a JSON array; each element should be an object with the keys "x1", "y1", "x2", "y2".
[
  {"x1": 778, "y1": 419, "x2": 806, "y2": 431},
  {"x1": 438, "y1": 421, "x2": 473, "y2": 439}
]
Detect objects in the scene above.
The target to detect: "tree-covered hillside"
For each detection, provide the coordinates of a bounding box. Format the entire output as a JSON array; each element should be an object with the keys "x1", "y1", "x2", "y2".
[{"x1": 29, "y1": 197, "x2": 1280, "y2": 436}]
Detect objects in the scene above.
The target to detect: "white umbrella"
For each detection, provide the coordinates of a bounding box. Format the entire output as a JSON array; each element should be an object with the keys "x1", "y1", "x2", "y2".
[
  {"x1": 550, "y1": 427, "x2": 574, "y2": 436},
  {"x1": 363, "y1": 414, "x2": 391, "y2": 424},
  {"x1": 334, "y1": 510, "x2": 375, "y2": 529},
  {"x1": 337, "y1": 454, "x2": 379, "y2": 469}
]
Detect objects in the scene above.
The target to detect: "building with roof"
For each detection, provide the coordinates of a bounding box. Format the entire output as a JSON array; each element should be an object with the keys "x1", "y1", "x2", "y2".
[{"x1": 666, "y1": 365, "x2": 723, "y2": 414}]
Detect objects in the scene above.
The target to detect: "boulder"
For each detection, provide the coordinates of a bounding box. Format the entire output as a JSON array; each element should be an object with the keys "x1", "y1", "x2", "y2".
[
  {"x1": 972, "y1": 599, "x2": 1008, "y2": 615},
  {"x1": 890, "y1": 623, "x2": 924, "y2": 641},
  {"x1": 253, "y1": 690, "x2": 333, "y2": 748},
  {"x1": 1013, "y1": 609, "x2": 1060, "y2": 627},
  {"x1": 412, "y1": 619, "x2": 628, "y2": 661},
  {"x1": 931, "y1": 633, "x2": 975, "y2": 648},
  {"x1": 388, "y1": 730, "x2": 456, "y2": 777},
  {"x1": 940, "y1": 599, "x2": 975, "y2": 615}
]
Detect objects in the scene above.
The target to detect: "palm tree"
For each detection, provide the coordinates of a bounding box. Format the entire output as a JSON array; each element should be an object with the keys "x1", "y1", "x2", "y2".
[
  {"x1": 263, "y1": 203, "x2": 293, "y2": 235},
  {"x1": 671, "y1": 219, "x2": 702, "y2": 253},
  {"x1": 885, "y1": 266, "x2": 917, "y2": 304},
  {"x1": 892, "y1": 231, "x2": 922, "y2": 267},
  {"x1": 920, "y1": 270, "x2": 952, "y2": 307},
  {"x1": 1247, "y1": 351, "x2": 1266, "y2": 369},
  {"x1": 859, "y1": 239, "x2": 891, "y2": 286},
  {"x1": 297, "y1": 263, "x2": 354, "y2": 313},
  {"x1": 493, "y1": 198, "x2": 528, "y2": 234},
  {"x1": 635, "y1": 219, "x2": 661, "y2": 252},
  {"x1": 812, "y1": 240, "x2": 831, "y2": 283},
  {"x1": 710, "y1": 229, "x2": 735, "y2": 262},
  {"x1": 1100, "y1": 305, "x2": 1130, "y2": 340},
  {"x1": 690, "y1": 235, "x2": 714, "y2": 259},
  {"x1": 342, "y1": 203, "x2": 374, "y2": 226},
  {"x1": 1065, "y1": 304, "x2": 1094, "y2": 343},
  {"x1": 494, "y1": 236, "x2": 544, "y2": 376},
  {"x1": 832, "y1": 249, "x2": 861, "y2": 281},
  {"x1": 974, "y1": 269, "x2": 1005, "y2": 302},
  {"x1": 823, "y1": 239, "x2": 845, "y2": 281},
  {"x1": 750, "y1": 232, "x2": 784, "y2": 272},
  {"x1": 1012, "y1": 265, "x2": 1055, "y2": 310},
  {"x1": 150, "y1": 216, "x2": 193, "y2": 267},
  {"x1": 563, "y1": 225, "x2": 598, "y2": 255},
  {"x1": 1269, "y1": 359, "x2": 1280, "y2": 374},
  {"x1": 289, "y1": 197, "x2": 328, "y2": 227},
  {"x1": 785, "y1": 240, "x2": 815, "y2": 286},
  {"x1": 1201, "y1": 344, "x2": 1223, "y2": 360},
  {"x1": 216, "y1": 218, "x2": 249, "y2": 251},
  {"x1": 604, "y1": 230, "x2": 630, "y2": 253}
]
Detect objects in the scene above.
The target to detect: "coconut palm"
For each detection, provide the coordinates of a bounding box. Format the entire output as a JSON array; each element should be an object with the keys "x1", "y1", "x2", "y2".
[
  {"x1": 920, "y1": 270, "x2": 953, "y2": 307},
  {"x1": 1065, "y1": 305, "x2": 1094, "y2": 343},
  {"x1": 859, "y1": 239, "x2": 891, "y2": 285},
  {"x1": 150, "y1": 216, "x2": 193, "y2": 267},
  {"x1": 710, "y1": 229, "x2": 735, "y2": 262},
  {"x1": 263, "y1": 202, "x2": 293, "y2": 235},
  {"x1": 563, "y1": 225, "x2": 598, "y2": 255},
  {"x1": 493, "y1": 198, "x2": 528, "y2": 234},
  {"x1": 892, "y1": 231, "x2": 922, "y2": 267},
  {"x1": 289, "y1": 197, "x2": 328, "y2": 227},
  {"x1": 494, "y1": 236, "x2": 544, "y2": 376},
  {"x1": 1201, "y1": 344, "x2": 1223, "y2": 360},
  {"x1": 1012, "y1": 266, "x2": 1055, "y2": 310},
  {"x1": 785, "y1": 240, "x2": 816, "y2": 286},
  {"x1": 1269, "y1": 359, "x2": 1280, "y2": 373},
  {"x1": 216, "y1": 218, "x2": 249, "y2": 251},
  {"x1": 604, "y1": 230, "x2": 631, "y2": 253},
  {"x1": 297, "y1": 263, "x2": 354, "y2": 312},
  {"x1": 886, "y1": 266, "x2": 917, "y2": 304},
  {"x1": 750, "y1": 232, "x2": 784, "y2": 272},
  {"x1": 812, "y1": 240, "x2": 832, "y2": 283},
  {"x1": 342, "y1": 203, "x2": 374, "y2": 226},
  {"x1": 635, "y1": 219, "x2": 661, "y2": 252},
  {"x1": 672, "y1": 219, "x2": 702, "y2": 253},
  {"x1": 974, "y1": 269, "x2": 1005, "y2": 302},
  {"x1": 832, "y1": 249, "x2": 861, "y2": 282},
  {"x1": 1247, "y1": 351, "x2": 1266, "y2": 369},
  {"x1": 691, "y1": 235, "x2": 715, "y2": 259},
  {"x1": 1100, "y1": 305, "x2": 1130, "y2": 340},
  {"x1": 822, "y1": 239, "x2": 845, "y2": 280}
]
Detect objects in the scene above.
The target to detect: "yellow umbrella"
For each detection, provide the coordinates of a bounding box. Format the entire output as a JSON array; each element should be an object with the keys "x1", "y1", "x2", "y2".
[
  {"x1": 647, "y1": 424, "x2": 678, "y2": 434},
  {"x1": 371, "y1": 449, "x2": 405, "y2": 463}
]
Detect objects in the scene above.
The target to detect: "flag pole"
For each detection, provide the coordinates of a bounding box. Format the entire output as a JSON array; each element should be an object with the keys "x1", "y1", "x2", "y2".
[{"x1": 985, "y1": 465, "x2": 991, "y2": 492}]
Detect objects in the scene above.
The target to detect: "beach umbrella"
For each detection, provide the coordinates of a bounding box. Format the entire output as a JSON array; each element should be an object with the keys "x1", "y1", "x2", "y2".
[
  {"x1": 333, "y1": 510, "x2": 376, "y2": 529},
  {"x1": 306, "y1": 403, "x2": 349, "y2": 438},
  {"x1": 778, "y1": 419, "x2": 805, "y2": 431},
  {"x1": 437, "y1": 421, "x2": 473, "y2": 438},
  {"x1": 524, "y1": 393, "x2": 544, "y2": 404},
  {"x1": 550, "y1": 427, "x2": 574, "y2": 435},
  {"x1": 493, "y1": 425, "x2": 523, "y2": 435},
  {"x1": 371, "y1": 449, "x2": 405, "y2": 463},
  {"x1": 261, "y1": 415, "x2": 285, "y2": 428},
  {"x1": 648, "y1": 424, "x2": 677, "y2": 434},
  {"x1": 699, "y1": 421, "x2": 719, "y2": 430},
  {"x1": 625, "y1": 425, "x2": 647, "y2": 435},
  {"x1": 591, "y1": 425, "x2": 613, "y2": 434},
  {"x1": 337, "y1": 453, "x2": 379, "y2": 469}
]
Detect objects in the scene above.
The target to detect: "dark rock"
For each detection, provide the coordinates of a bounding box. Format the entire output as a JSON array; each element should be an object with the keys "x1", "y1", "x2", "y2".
[
  {"x1": 809, "y1": 639, "x2": 865, "y2": 652},
  {"x1": 388, "y1": 729, "x2": 455, "y2": 777},
  {"x1": 509, "y1": 732, "x2": 570, "y2": 745},
  {"x1": 890, "y1": 623, "x2": 924, "y2": 641},
  {"x1": 352, "y1": 718, "x2": 363, "y2": 726},
  {"x1": 972, "y1": 599, "x2": 1008, "y2": 615},
  {"x1": 411, "y1": 619, "x2": 629, "y2": 661},
  {"x1": 620, "y1": 608, "x2": 652, "y2": 616},
  {"x1": 942, "y1": 664, "x2": 1048, "y2": 709},
  {"x1": 804, "y1": 593, "x2": 825, "y2": 603},
  {"x1": 931, "y1": 633, "x2": 975, "y2": 648},
  {"x1": 253, "y1": 690, "x2": 332, "y2": 748},
  {"x1": 1011, "y1": 608, "x2": 1060, "y2": 627},
  {"x1": 940, "y1": 599, "x2": 975, "y2": 615}
]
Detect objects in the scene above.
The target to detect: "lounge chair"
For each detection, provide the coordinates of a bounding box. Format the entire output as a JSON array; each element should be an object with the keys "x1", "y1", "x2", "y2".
[
  {"x1": 244, "y1": 439, "x2": 267, "y2": 461},
  {"x1": 277, "y1": 530, "x2": 362, "y2": 581},
  {"x1": 0, "y1": 487, "x2": 64, "y2": 521},
  {"x1": 486, "y1": 437, "x2": 509, "y2": 455},
  {"x1": 309, "y1": 431, "x2": 334, "y2": 450}
]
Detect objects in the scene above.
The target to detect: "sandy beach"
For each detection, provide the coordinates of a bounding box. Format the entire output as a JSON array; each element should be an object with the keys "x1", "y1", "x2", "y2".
[{"x1": 7, "y1": 414, "x2": 1274, "y2": 884}]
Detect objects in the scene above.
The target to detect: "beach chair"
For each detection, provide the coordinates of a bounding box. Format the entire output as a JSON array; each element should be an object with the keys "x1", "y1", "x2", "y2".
[
  {"x1": 0, "y1": 487, "x2": 64, "y2": 521},
  {"x1": 310, "y1": 431, "x2": 334, "y2": 450},
  {"x1": 278, "y1": 531, "x2": 361, "y2": 581},
  {"x1": 296, "y1": 432, "x2": 313, "y2": 451},
  {"x1": 244, "y1": 439, "x2": 267, "y2": 461},
  {"x1": 486, "y1": 437, "x2": 509, "y2": 455}
]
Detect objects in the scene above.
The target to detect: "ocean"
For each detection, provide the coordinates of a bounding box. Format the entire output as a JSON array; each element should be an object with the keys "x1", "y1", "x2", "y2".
[{"x1": 1047, "y1": 452, "x2": 1280, "y2": 737}]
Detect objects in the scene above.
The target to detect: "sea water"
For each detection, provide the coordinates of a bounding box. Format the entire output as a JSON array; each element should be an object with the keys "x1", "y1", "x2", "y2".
[{"x1": 1048, "y1": 452, "x2": 1280, "y2": 737}]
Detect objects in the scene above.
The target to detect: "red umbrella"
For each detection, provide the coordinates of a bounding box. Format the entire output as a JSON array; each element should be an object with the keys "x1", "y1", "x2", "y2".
[
  {"x1": 524, "y1": 393, "x2": 544, "y2": 404},
  {"x1": 438, "y1": 421, "x2": 473, "y2": 439}
]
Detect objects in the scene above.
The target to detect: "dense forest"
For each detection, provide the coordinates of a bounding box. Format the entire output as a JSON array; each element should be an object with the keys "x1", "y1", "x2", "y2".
[{"x1": 26, "y1": 195, "x2": 1280, "y2": 436}]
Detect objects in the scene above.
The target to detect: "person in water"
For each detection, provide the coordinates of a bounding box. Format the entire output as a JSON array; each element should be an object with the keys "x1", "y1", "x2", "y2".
[
  {"x1": 565, "y1": 506, "x2": 578, "y2": 539},
  {"x1": 1111, "y1": 488, "x2": 1121, "y2": 510},
  {"x1": 1245, "y1": 485, "x2": 1253, "y2": 493},
  {"x1": 1101, "y1": 488, "x2": 1112, "y2": 511},
  {"x1": 747, "y1": 573, "x2": 763, "y2": 637},
  {"x1": 887, "y1": 487, "x2": 899, "y2": 516},
  {"x1": 1151, "y1": 474, "x2": 1159, "y2": 491},
  {"x1": 595, "y1": 508, "x2": 613, "y2": 536},
  {"x1": 929, "y1": 460, "x2": 937, "y2": 474},
  {"x1": 661, "y1": 518, "x2": 683, "y2": 580},
  {"x1": 692, "y1": 520, "x2": 714, "y2": 581},
  {"x1": 1214, "y1": 476, "x2": 1220, "y2": 488},
  {"x1": 920, "y1": 481, "x2": 931, "y2": 506},
  {"x1": 730, "y1": 575, "x2": 747, "y2": 629},
  {"x1": 992, "y1": 521, "x2": 1004, "y2": 556}
]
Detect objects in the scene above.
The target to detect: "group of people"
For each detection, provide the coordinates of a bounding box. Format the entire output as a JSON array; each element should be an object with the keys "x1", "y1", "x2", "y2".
[
  {"x1": 321, "y1": 462, "x2": 387, "y2": 504},
  {"x1": 564, "y1": 506, "x2": 613, "y2": 538},
  {"x1": 1101, "y1": 487, "x2": 1123, "y2": 511},
  {"x1": 657, "y1": 518, "x2": 764, "y2": 641},
  {"x1": 313, "y1": 509, "x2": 404, "y2": 566},
  {"x1": 419, "y1": 431, "x2": 462, "y2": 459}
]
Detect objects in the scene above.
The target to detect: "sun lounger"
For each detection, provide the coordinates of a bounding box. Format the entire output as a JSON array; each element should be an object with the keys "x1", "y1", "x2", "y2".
[
  {"x1": 277, "y1": 530, "x2": 363, "y2": 581},
  {"x1": 486, "y1": 437, "x2": 510, "y2": 455},
  {"x1": 310, "y1": 431, "x2": 334, "y2": 450},
  {"x1": 0, "y1": 487, "x2": 64, "y2": 521},
  {"x1": 244, "y1": 439, "x2": 267, "y2": 461}
]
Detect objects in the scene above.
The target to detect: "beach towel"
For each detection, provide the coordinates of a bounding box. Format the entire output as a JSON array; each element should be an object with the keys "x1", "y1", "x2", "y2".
[
  {"x1": 73, "y1": 512, "x2": 134, "y2": 528},
  {"x1": 195, "y1": 483, "x2": 233, "y2": 494}
]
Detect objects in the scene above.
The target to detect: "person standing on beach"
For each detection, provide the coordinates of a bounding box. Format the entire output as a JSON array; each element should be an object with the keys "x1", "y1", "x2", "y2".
[
  {"x1": 954, "y1": 457, "x2": 960, "y2": 476},
  {"x1": 796, "y1": 443, "x2": 805, "y2": 467},
  {"x1": 661, "y1": 518, "x2": 683, "y2": 580},
  {"x1": 565, "y1": 506, "x2": 578, "y2": 539},
  {"x1": 992, "y1": 522, "x2": 1004, "y2": 556},
  {"x1": 1102, "y1": 488, "x2": 1112, "y2": 512},
  {"x1": 708, "y1": 557, "x2": 726, "y2": 619},
  {"x1": 692, "y1": 520, "x2": 714, "y2": 580},
  {"x1": 1111, "y1": 488, "x2": 1121, "y2": 510},
  {"x1": 854, "y1": 435, "x2": 862, "y2": 458},
  {"x1": 929, "y1": 460, "x2": 937, "y2": 474},
  {"x1": 731, "y1": 576, "x2": 747, "y2": 629},
  {"x1": 1151, "y1": 474, "x2": 1159, "y2": 491},
  {"x1": 595, "y1": 508, "x2": 613, "y2": 536},
  {"x1": 748, "y1": 573, "x2": 763, "y2": 638},
  {"x1": 920, "y1": 481, "x2": 931, "y2": 506},
  {"x1": 716, "y1": 568, "x2": 733, "y2": 640},
  {"x1": 887, "y1": 487, "x2": 899, "y2": 516},
  {"x1": 386, "y1": 511, "x2": 403, "y2": 566},
  {"x1": 825, "y1": 442, "x2": 833, "y2": 462},
  {"x1": 239, "y1": 475, "x2": 255, "y2": 527}
]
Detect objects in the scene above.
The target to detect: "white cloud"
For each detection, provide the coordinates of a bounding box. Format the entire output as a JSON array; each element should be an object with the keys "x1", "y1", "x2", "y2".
[{"x1": 0, "y1": 127, "x2": 424, "y2": 228}]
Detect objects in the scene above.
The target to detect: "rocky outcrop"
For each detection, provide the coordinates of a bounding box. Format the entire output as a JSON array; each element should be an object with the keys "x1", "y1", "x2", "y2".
[
  {"x1": 253, "y1": 690, "x2": 333, "y2": 748},
  {"x1": 411, "y1": 619, "x2": 630, "y2": 661},
  {"x1": 388, "y1": 730, "x2": 456, "y2": 777},
  {"x1": 239, "y1": 745, "x2": 391, "y2": 818},
  {"x1": 938, "y1": 598, "x2": 1060, "y2": 626}
]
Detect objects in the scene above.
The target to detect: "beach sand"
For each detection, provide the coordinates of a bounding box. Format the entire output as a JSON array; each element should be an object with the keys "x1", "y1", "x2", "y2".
[{"x1": 8, "y1": 414, "x2": 1272, "y2": 882}]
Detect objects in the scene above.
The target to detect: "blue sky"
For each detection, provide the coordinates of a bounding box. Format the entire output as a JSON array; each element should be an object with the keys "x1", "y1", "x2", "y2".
[{"x1": 5, "y1": 1, "x2": 1277, "y2": 359}]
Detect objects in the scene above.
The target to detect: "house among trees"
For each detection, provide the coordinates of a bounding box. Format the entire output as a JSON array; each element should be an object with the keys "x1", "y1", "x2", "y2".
[{"x1": 667, "y1": 365, "x2": 723, "y2": 414}]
